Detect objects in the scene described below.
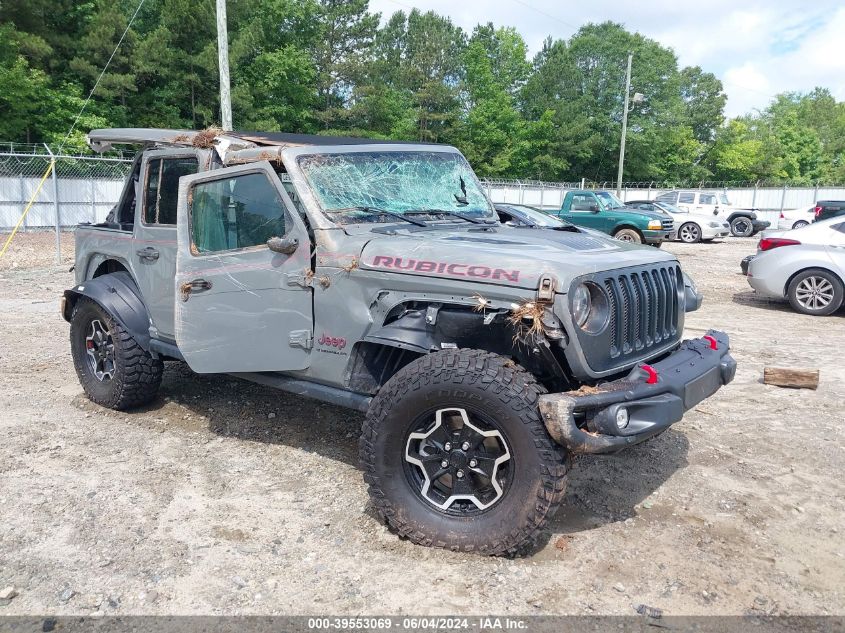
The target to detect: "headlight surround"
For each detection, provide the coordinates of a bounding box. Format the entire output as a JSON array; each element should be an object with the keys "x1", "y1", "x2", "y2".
[
  {"x1": 571, "y1": 282, "x2": 610, "y2": 334},
  {"x1": 647, "y1": 219, "x2": 662, "y2": 230}
]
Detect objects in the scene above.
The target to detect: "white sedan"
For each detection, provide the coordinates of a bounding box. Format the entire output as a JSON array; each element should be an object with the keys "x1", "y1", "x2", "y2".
[
  {"x1": 626, "y1": 200, "x2": 730, "y2": 243},
  {"x1": 746, "y1": 217, "x2": 845, "y2": 315},
  {"x1": 777, "y1": 206, "x2": 814, "y2": 230}
]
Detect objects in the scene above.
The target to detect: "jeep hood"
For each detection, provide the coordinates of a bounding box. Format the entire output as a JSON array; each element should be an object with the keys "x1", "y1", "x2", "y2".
[{"x1": 357, "y1": 226, "x2": 677, "y2": 291}]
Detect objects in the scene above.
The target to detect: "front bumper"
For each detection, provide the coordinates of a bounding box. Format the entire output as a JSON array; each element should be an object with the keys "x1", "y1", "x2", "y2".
[
  {"x1": 704, "y1": 221, "x2": 731, "y2": 238},
  {"x1": 643, "y1": 229, "x2": 672, "y2": 244},
  {"x1": 538, "y1": 331, "x2": 736, "y2": 454},
  {"x1": 750, "y1": 220, "x2": 770, "y2": 234}
]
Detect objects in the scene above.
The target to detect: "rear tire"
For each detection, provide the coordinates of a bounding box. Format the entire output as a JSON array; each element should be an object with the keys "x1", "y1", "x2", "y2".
[
  {"x1": 360, "y1": 349, "x2": 569, "y2": 556},
  {"x1": 70, "y1": 297, "x2": 163, "y2": 410},
  {"x1": 787, "y1": 269, "x2": 844, "y2": 316},
  {"x1": 613, "y1": 228, "x2": 642, "y2": 244},
  {"x1": 730, "y1": 216, "x2": 754, "y2": 237},
  {"x1": 793, "y1": 220, "x2": 809, "y2": 229}
]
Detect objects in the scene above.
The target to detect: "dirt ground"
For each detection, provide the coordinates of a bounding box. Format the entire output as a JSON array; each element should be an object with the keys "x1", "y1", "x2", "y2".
[{"x1": 0, "y1": 231, "x2": 843, "y2": 617}]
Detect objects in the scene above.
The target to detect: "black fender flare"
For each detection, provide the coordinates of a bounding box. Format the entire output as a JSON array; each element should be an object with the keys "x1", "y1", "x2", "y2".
[
  {"x1": 726, "y1": 211, "x2": 751, "y2": 223},
  {"x1": 62, "y1": 271, "x2": 152, "y2": 352}
]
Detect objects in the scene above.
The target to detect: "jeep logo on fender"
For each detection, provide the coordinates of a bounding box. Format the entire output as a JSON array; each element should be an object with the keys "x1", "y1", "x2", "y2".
[
  {"x1": 318, "y1": 333, "x2": 346, "y2": 349},
  {"x1": 370, "y1": 256, "x2": 520, "y2": 283}
]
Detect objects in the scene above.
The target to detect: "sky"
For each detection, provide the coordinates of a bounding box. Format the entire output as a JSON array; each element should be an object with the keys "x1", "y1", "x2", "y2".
[{"x1": 368, "y1": 0, "x2": 845, "y2": 117}]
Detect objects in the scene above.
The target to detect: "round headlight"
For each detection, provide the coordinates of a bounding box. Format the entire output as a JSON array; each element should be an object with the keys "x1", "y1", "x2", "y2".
[{"x1": 572, "y1": 284, "x2": 591, "y2": 327}]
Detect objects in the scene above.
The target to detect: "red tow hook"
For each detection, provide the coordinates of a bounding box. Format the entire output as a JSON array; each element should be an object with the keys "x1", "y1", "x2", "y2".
[
  {"x1": 640, "y1": 364, "x2": 659, "y2": 384},
  {"x1": 703, "y1": 335, "x2": 718, "y2": 350}
]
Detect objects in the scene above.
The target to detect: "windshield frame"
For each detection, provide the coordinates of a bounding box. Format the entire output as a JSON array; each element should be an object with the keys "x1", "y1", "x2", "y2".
[{"x1": 279, "y1": 144, "x2": 496, "y2": 228}]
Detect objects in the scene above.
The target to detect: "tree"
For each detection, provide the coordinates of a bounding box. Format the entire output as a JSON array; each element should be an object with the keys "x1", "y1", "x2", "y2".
[
  {"x1": 458, "y1": 25, "x2": 529, "y2": 176},
  {"x1": 312, "y1": 0, "x2": 379, "y2": 130},
  {"x1": 229, "y1": 0, "x2": 320, "y2": 131},
  {"x1": 678, "y1": 66, "x2": 725, "y2": 143}
]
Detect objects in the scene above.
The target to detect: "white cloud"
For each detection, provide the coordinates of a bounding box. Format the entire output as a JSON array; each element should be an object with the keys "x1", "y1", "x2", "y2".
[{"x1": 367, "y1": 0, "x2": 845, "y2": 116}]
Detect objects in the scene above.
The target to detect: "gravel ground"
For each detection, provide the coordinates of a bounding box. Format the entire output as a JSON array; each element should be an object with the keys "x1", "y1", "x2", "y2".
[{"x1": 0, "y1": 233, "x2": 843, "y2": 616}]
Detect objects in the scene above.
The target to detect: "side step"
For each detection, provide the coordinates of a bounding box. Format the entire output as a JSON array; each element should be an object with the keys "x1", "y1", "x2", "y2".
[{"x1": 230, "y1": 372, "x2": 372, "y2": 413}]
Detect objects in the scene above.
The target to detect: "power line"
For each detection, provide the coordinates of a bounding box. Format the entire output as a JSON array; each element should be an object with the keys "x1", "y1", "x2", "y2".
[
  {"x1": 509, "y1": 0, "x2": 580, "y2": 31},
  {"x1": 58, "y1": 0, "x2": 147, "y2": 152}
]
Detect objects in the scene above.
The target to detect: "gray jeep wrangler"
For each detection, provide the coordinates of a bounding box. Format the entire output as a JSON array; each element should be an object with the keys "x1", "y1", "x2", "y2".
[{"x1": 62, "y1": 128, "x2": 736, "y2": 555}]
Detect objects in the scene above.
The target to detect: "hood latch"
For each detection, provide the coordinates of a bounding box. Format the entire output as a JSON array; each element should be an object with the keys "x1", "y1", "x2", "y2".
[{"x1": 537, "y1": 274, "x2": 557, "y2": 303}]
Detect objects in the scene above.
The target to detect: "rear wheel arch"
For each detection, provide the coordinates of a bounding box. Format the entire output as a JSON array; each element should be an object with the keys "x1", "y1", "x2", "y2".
[
  {"x1": 91, "y1": 258, "x2": 130, "y2": 279},
  {"x1": 726, "y1": 211, "x2": 750, "y2": 223},
  {"x1": 83, "y1": 253, "x2": 133, "y2": 281},
  {"x1": 62, "y1": 272, "x2": 152, "y2": 353}
]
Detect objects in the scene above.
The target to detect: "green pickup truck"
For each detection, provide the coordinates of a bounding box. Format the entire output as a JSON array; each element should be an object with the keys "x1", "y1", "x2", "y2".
[{"x1": 551, "y1": 190, "x2": 674, "y2": 246}]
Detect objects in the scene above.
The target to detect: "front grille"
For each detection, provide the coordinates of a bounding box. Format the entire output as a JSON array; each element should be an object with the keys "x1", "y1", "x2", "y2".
[
  {"x1": 605, "y1": 266, "x2": 680, "y2": 357},
  {"x1": 571, "y1": 263, "x2": 683, "y2": 374},
  {"x1": 661, "y1": 218, "x2": 674, "y2": 231}
]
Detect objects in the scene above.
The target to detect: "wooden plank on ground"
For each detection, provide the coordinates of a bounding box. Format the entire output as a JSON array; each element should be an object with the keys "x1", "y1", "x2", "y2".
[{"x1": 763, "y1": 367, "x2": 820, "y2": 390}]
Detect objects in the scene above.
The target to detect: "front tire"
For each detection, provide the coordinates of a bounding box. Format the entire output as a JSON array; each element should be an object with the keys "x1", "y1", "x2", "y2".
[
  {"x1": 70, "y1": 297, "x2": 163, "y2": 409},
  {"x1": 613, "y1": 228, "x2": 642, "y2": 244},
  {"x1": 678, "y1": 222, "x2": 702, "y2": 243},
  {"x1": 730, "y1": 216, "x2": 754, "y2": 237},
  {"x1": 793, "y1": 220, "x2": 809, "y2": 229},
  {"x1": 787, "y1": 269, "x2": 844, "y2": 316},
  {"x1": 360, "y1": 349, "x2": 569, "y2": 555}
]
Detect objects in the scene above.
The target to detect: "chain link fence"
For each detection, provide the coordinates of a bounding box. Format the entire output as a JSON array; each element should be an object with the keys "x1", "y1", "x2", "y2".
[{"x1": 0, "y1": 145, "x2": 133, "y2": 233}]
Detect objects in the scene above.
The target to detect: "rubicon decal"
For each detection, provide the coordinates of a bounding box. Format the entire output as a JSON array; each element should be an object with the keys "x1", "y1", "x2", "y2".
[{"x1": 370, "y1": 256, "x2": 520, "y2": 283}]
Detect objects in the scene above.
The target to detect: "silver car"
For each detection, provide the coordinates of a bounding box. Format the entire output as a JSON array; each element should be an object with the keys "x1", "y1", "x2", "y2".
[
  {"x1": 627, "y1": 200, "x2": 730, "y2": 242},
  {"x1": 747, "y1": 217, "x2": 845, "y2": 315}
]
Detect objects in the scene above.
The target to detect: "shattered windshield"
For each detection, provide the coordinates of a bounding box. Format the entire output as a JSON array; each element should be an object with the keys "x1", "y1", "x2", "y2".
[
  {"x1": 297, "y1": 151, "x2": 494, "y2": 222},
  {"x1": 595, "y1": 191, "x2": 626, "y2": 209}
]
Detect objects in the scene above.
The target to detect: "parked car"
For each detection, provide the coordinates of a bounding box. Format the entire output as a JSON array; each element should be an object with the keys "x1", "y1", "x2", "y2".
[
  {"x1": 813, "y1": 200, "x2": 845, "y2": 223},
  {"x1": 746, "y1": 217, "x2": 845, "y2": 315},
  {"x1": 495, "y1": 203, "x2": 569, "y2": 228},
  {"x1": 62, "y1": 127, "x2": 735, "y2": 555},
  {"x1": 655, "y1": 190, "x2": 769, "y2": 237},
  {"x1": 627, "y1": 199, "x2": 730, "y2": 243},
  {"x1": 551, "y1": 190, "x2": 673, "y2": 246},
  {"x1": 778, "y1": 207, "x2": 814, "y2": 230}
]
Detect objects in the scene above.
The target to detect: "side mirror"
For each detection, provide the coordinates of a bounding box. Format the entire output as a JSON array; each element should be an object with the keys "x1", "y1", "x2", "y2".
[{"x1": 267, "y1": 235, "x2": 299, "y2": 254}]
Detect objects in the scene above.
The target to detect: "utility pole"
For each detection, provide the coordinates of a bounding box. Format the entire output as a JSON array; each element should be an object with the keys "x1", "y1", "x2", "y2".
[
  {"x1": 216, "y1": 0, "x2": 233, "y2": 131},
  {"x1": 616, "y1": 53, "x2": 633, "y2": 197}
]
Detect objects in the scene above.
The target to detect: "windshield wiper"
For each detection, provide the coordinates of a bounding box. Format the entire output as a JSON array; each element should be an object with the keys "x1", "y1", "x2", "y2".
[
  {"x1": 329, "y1": 206, "x2": 428, "y2": 227},
  {"x1": 407, "y1": 208, "x2": 495, "y2": 225}
]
